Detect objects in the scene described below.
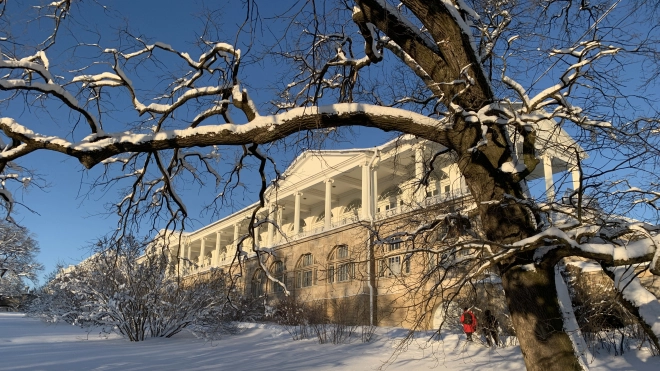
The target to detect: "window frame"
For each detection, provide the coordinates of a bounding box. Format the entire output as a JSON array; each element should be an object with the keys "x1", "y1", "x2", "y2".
[
  {"x1": 327, "y1": 244, "x2": 352, "y2": 284},
  {"x1": 296, "y1": 253, "x2": 316, "y2": 288}
]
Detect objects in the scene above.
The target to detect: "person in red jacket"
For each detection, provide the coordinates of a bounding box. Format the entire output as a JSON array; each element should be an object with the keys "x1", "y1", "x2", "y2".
[{"x1": 460, "y1": 307, "x2": 477, "y2": 341}]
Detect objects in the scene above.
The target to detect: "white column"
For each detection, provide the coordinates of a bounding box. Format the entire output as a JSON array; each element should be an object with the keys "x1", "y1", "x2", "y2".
[
  {"x1": 253, "y1": 224, "x2": 260, "y2": 247},
  {"x1": 199, "y1": 238, "x2": 206, "y2": 265},
  {"x1": 267, "y1": 204, "x2": 275, "y2": 246},
  {"x1": 571, "y1": 165, "x2": 581, "y2": 192},
  {"x1": 276, "y1": 206, "x2": 283, "y2": 244},
  {"x1": 185, "y1": 241, "x2": 191, "y2": 260},
  {"x1": 448, "y1": 164, "x2": 457, "y2": 196},
  {"x1": 233, "y1": 223, "x2": 240, "y2": 249},
  {"x1": 372, "y1": 167, "x2": 378, "y2": 217},
  {"x1": 214, "y1": 232, "x2": 222, "y2": 266},
  {"x1": 544, "y1": 155, "x2": 555, "y2": 202},
  {"x1": 325, "y1": 179, "x2": 334, "y2": 230},
  {"x1": 361, "y1": 164, "x2": 370, "y2": 219},
  {"x1": 294, "y1": 192, "x2": 302, "y2": 234},
  {"x1": 415, "y1": 146, "x2": 424, "y2": 203}
]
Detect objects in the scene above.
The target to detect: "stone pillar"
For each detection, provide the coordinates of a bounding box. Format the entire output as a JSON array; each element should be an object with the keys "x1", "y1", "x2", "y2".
[
  {"x1": 294, "y1": 192, "x2": 302, "y2": 234},
  {"x1": 415, "y1": 145, "x2": 425, "y2": 203},
  {"x1": 544, "y1": 155, "x2": 555, "y2": 202},
  {"x1": 185, "y1": 240, "x2": 191, "y2": 260},
  {"x1": 325, "y1": 179, "x2": 334, "y2": 230}
]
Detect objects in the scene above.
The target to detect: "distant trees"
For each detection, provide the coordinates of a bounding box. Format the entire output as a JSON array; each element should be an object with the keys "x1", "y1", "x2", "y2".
[
  {"x1": 29, "y1": 236, "x2": 240, "y2": 341},
  {"x1": 0, "y1": 221, "x2": 42, "y2": 299}
]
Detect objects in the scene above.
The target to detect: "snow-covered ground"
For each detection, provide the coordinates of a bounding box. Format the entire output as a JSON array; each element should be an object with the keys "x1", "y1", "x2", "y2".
[{"x1": 0, "y1": 313, "x2": 658, "y2": 370}]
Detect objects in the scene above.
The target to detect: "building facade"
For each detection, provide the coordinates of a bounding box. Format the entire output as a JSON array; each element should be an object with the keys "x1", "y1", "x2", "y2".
[{"x1": 163, "y1": 127, "x2": 582, "y2": 329}]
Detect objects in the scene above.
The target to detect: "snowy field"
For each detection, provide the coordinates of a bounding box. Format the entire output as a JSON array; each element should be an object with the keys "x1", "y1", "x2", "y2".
[{"x1": 0, "y1": 313, "x2": 658, "y2": 370}]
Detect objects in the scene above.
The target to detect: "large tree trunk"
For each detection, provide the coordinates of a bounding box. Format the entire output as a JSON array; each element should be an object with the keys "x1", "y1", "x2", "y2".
[{"x1": 500, "y1": 262, "x2": 582, "y2": 371}]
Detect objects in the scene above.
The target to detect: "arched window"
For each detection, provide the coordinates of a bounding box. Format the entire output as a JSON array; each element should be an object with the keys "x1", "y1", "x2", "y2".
[
  {"x1": 288, "y1": 218, "x2": 307, "y2": 232},
  {"x1": 251, "y1": 269, "x2": 266, "y2": 298},
  {"x1": 296, "y1": 253, "x2": 316, "y2": 288},
  {"x1": 327, "y1": 245, "x2": 353, "y2": 283},
  {"x1": 270, "y1": 261, "x2": 286, "y2": 293},
  {"x1": 436, "y1": 220, "x2": 449, "y2": 242},
  {"x1": 379, "y1": 185, "x2": 402, "y2": 200},
  {"x1": 378, "y1": 186, "x2": 402, "y2": 212},
  {"x1": 316, "y1": 211, "x2": 333, "y2": 223},
  {"x1": 345, "y1": 199, "x2": 362, "y2": 214}
]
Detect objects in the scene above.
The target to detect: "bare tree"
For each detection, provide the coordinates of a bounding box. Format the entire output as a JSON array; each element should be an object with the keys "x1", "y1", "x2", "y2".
[{"x1": 2, "y1": 1, "x2": 660, "y2": 369}]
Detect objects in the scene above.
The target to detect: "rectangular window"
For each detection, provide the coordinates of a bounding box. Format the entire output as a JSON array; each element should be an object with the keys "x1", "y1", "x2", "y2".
[
  {"x1": 337, "y1": 263, "x2": 352, "y2": 282},
  {"x1": 378, "y1": 259, "x2": 385, "y2": 277},
  {"x1": 327, "y1": 265, "x2": 335, "y2": 284},
  {"x1": 388, "y1": 256, "x2": 401, "y2": 276},
  {"x1": 388, "y1": 242, "x2": 401, "y2": 251},
  {"x1": 302, "y1": 270, "x2": 313, "y2": 287}
]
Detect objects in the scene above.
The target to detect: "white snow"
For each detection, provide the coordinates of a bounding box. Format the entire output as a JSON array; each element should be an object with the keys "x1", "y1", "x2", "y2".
[
  {"x1": 555, "y1": 263, "x2": 590, "y2": 369},
  {"x1": 609, "y1": 266, "x2": 660, "y2": 339},
  {"x1": 1, "y1": 313, "x2": 658, "y2": 370}
]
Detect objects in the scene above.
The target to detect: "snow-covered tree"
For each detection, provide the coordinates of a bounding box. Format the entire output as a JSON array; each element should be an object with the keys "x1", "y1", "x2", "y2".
[
  {"x1": 29, "y1": 236, "x2": 241, "y2": 341},
  {"x1": 2, "y1": 0, "x2": 660, "y2": 368},
  {"x1": 0, "y1": 220, "x2": 42, "y2": 298}
]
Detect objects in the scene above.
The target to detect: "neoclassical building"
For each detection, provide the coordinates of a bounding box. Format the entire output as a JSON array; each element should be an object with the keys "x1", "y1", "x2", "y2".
[{"x1": 163, "y1": 120, "x2": 582, "y2": 329}]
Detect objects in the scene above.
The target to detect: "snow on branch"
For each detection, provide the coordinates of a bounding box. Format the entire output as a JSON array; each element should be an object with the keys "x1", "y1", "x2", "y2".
[
  {"x1": 608, "y1": 266, "x2": 660, "y2": 346},
  {"x1": 502, "y1": 226, "x2": 659, "y2": 265},
  {"x1": 0, "y1": 104, "x2": 447, "y2": 168}
]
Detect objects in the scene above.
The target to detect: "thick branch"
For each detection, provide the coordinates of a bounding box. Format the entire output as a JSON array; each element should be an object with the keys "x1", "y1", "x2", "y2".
[{"x1": 0, "y1": 104, "x2": 450, "y2": 169}]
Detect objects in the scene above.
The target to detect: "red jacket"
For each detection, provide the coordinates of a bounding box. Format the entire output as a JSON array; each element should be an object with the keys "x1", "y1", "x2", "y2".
[{"x1": 461, "y1": 311, "x2": 477, "y2": 333}]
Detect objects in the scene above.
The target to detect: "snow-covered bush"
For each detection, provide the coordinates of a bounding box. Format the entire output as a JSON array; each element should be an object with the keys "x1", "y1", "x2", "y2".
[
  {"x1": 28, "y1": 236, "x2": 238, "y2": 341},
  {"x1": 273, "y1": 296, "x2": 373, "y2": 344}
]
